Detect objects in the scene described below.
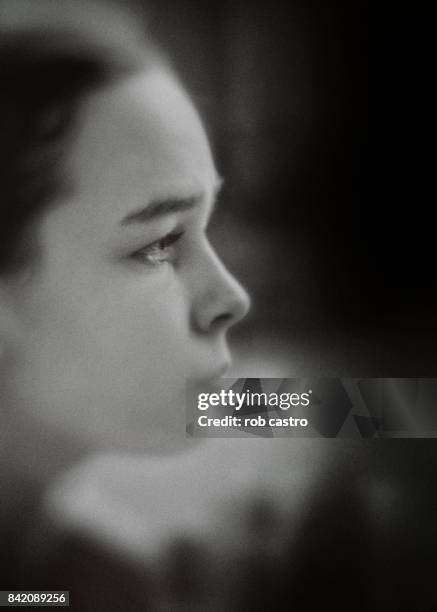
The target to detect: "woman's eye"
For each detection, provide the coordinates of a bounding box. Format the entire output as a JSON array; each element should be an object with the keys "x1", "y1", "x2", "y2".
[{"x1": 131, "y1": 231, "x2": 184, "y2": 267}]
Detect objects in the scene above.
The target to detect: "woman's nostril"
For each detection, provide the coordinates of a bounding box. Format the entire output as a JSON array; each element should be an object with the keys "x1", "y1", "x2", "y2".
[
  {"x1": 212, "y1": 312, "x2": 233, "y2": 329},
  {"x1": 211, "y1": 292, "x2": 250, "y2": 331}
]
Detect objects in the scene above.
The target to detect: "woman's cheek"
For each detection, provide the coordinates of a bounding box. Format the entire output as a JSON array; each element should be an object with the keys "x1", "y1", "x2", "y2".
[{"x1": 10, "y1": 260, "x2": 193, "y2": 450}]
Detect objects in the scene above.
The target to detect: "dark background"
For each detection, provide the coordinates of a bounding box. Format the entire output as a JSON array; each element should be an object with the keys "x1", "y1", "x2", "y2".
[{"x1": 134, "y1": 0, "x2": 433, "y2": 375}]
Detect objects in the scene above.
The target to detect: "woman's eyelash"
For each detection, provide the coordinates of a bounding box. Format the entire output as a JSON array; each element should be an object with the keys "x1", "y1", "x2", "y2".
[
  {"x1": 158, "y1": 231, "x2": 184, "y2": 249},
  {"x1": 132, "y1": 231, "x2": 184, "y2": 266}
]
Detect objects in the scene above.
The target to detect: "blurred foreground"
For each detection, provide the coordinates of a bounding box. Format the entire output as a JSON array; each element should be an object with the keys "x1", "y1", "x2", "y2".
[{"x1": 4, "y1": 435, "x2": 434, "y2": 610}]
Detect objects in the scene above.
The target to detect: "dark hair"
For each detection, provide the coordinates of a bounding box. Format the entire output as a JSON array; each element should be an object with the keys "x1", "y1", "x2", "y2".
[{"x1": 0, "y1": 2, "x2": 160, "y2": 273}]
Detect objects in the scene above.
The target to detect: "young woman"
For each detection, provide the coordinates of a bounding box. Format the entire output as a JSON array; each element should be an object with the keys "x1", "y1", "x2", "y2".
[
  {"x1": 0, "y1": 0, "x2": 251, "y2": 461},
  {"x1": 1, "y1": 3, "x2": 319, "y2": 609},
  {"x1": 3, "y1": 3, "x2": 433, "y2": 610},
  {"x1": 0, "y1": 0, "x2": 260, "y2": 602}
]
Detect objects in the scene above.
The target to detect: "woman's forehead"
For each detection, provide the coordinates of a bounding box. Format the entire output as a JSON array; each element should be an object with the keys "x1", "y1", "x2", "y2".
[{"x1": 63, "y1": 69, "x2": 217, "y2": 224}]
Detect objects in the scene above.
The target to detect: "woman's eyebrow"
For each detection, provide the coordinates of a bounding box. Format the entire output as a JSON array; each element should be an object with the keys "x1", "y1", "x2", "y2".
[
  {"x1": 120, "y1": 194, "x2": 202, "y2": 226},
  {"x1": 120, "y1": 178, "x2": 224, "y2": 226}
]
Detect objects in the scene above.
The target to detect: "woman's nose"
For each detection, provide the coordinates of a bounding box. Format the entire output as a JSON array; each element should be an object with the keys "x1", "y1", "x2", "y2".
[{"x1": 191, "y1": 250, "x2": 251, "y2": 335}]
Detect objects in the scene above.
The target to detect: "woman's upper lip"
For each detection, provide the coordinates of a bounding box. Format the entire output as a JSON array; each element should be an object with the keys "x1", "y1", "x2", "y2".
[{"x1": 204, "y1": 362, "x2": 231, "y2": 380}]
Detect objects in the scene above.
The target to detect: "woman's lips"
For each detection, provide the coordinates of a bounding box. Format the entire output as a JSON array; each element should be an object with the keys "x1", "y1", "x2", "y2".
[
  {"x1": 189, "y1": 361, "x2": 232, "y2": 385},
  {"x1": 208, "y1": 361, "x2": 232, "y2": 380}
]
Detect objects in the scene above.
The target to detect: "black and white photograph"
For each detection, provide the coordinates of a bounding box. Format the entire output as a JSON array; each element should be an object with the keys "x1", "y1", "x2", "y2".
[{"x1": 1, "y1": 1, "x2": 436, "y2": 610}]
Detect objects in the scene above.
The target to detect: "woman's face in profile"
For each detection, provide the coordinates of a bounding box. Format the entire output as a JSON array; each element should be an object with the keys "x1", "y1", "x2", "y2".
[{"x1": 8, "y1": 68, "x2": 249, "y2": 454}]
